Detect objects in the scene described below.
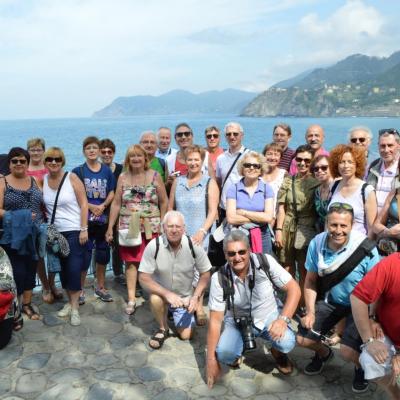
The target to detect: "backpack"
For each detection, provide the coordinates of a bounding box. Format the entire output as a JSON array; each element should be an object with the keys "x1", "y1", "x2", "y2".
[
  {"x1": 154, "y1": 234, "x2": 196, "y2": 260},
  {"x1": 217, "y1": 253, "x2": 281, "y2": 311},
  {"x1": 329, "y1": 180, "x2": 368, "y2": 205}
]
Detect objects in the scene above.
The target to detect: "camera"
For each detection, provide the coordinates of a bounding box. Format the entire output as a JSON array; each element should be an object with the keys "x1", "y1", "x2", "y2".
[{"x1": 235, "y1": 316, "x2": 256, "y2": 351}]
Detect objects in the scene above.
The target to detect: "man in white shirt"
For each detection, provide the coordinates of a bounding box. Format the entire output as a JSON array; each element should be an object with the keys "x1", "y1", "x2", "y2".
[{"x1": 155, "y1": 127, "x2": 177, "y2": 160}]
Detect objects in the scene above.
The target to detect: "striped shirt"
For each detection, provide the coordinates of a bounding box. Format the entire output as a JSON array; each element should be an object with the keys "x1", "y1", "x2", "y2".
[{"x1": 278, "y1": 147, "x2": 295, "y2": 172}]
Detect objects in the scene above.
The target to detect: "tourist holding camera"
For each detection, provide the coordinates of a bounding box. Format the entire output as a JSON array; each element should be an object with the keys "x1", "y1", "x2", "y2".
[{"x1": 206, "y1": 230, "x2": 301, "y2": 388}]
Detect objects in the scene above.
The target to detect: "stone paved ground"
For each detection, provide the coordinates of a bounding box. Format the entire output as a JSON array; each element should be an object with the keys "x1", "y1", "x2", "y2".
[{"x1": 0, "y1": 278, "x2": 390, "y2": 400}]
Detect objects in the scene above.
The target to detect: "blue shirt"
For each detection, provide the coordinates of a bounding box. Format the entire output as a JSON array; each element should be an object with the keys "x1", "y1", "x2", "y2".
[
  {"x1": 226, "y1": 178, "x2": 274, "y2": 212},
  {"x1": 305, "y1": 235, "x2": 380, "y2": 306}
]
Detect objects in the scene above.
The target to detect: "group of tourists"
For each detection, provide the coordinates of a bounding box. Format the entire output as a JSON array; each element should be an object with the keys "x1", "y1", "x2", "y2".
[{"x1": 0, "y1": 122, "x2": 399, "y2": 399}]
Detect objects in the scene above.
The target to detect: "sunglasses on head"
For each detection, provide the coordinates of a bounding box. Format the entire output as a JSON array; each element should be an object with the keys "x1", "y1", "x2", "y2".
[
  {"x1": 243, "y1": 162, "x2": 261, "y2": 170},
  {"x1": 226, "y1": 132, "x2": 240, "y2": 137},
  {"x1": 206, "y1": 133, "x2": 219, "y2": 139},
  {"x1": 313, "y1": 165, "x2": 328, "y2": 172},
  {"x1": 350, "y1": 137, "x2": 366, "y2": 143},
  {"x1": 226, "y1": 249, "x2": 247, "y2": 257},
  {"x1": 176, "y1": 131, "x2": 192, "y2": 138},
  {"x1": 10, "y1": 158, "x2": 27, "y2": 165},
  {"x1": 329, "y1": 202, "x2": 354, "y2": 213},
  {"x1": 295, "y1": 157, "x2": 312, "y2": 164},
  {"x1": 45, "y1": 157, "x2": 62, "y2": 163},
  {"x1": 379, "y1": 128, "x2": 399, "y2": 136}
]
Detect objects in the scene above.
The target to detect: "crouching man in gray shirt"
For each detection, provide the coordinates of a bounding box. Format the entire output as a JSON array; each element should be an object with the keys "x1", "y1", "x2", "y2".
[
  {"x1": 139, "y1": 211, "x2": 211, "y2": 350},
  {"x1": 206, "y1": 230, "x2": 301, "y2": 387}
]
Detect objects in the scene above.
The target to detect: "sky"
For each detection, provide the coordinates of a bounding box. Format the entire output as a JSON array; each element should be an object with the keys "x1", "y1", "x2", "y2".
[{"x1": 0, "y1": 0, "x2": 399, "y2": 119}]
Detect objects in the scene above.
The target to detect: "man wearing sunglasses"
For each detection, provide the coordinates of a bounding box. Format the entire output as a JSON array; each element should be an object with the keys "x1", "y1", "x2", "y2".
[
  {"x1": 348, "y1": 126, "x2": 372, "y2": 155},
  {"x1": 296, "y1": 203, "x2": 380, "y2": 394},
  {"x1": 205, "y1": 126, "x2": 224, "y2": 175},
  {"x1": 206, "y1": 230, "x2": 301, "y2": 388},
  {"x1": 215, "y1": 122, "x2": 250, "y2": 220},
  {"x1": 289, "y1": 125, "x2": 329, "y2": 175},
  {"x1": 366, "y1": 128, "x2": 400, "y2": 213}
]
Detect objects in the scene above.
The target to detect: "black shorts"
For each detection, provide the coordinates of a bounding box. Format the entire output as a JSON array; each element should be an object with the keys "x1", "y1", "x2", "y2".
[{"x1": 297, "y1": 300, "x2": 362, "y2": 353}]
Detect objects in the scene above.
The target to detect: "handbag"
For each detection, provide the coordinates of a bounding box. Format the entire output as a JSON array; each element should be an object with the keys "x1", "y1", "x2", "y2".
[
  {"x1": 292, "y1": 176, "x2": 316, "y2": 250},
  {"x1": 118, "y1": 229, "x2": 142, "y2": 247},
  {"x1": 46, "y1": 172, "x2": 70, "y2": 258}
]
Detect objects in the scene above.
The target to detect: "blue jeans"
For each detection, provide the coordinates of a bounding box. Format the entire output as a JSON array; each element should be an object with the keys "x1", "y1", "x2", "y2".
[{"x1": 216, "y1": 310, "x2": 296, "y2": 365}]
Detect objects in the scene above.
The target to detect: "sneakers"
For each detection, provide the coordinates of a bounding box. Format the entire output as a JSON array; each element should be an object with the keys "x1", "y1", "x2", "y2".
[
  {"x1": 57, "y1": 303, "x2": 72, "y2": 317},
  {"x1": 114, "y1": 275, "x2": 126, "y2": 285},
  {"x1": 70, "y1": 309, "x2": 81, "y2": 326},
  {"x1": 78, "y1": 290, "x2": 86, "y2": 306},
  {"x1": 304, "y1": 347, "x2": 333, "y2": 375},
  {"x1": 94, "y1": 287, "x2": 113, "y2": 302},
  {"x1": 352, "y1": 367, "x2": 369, "y2": 393}
]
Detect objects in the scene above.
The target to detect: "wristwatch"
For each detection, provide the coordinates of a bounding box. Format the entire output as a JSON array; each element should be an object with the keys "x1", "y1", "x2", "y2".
[
  {"x1": 278, "y1": 315, "x2": 291, "y2": 324},
  {"x1": 363, "y1": 337, "x2": 375, "y2": 345}
]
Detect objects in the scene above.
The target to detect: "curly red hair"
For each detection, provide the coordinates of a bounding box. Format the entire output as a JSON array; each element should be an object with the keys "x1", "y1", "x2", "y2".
[{"x1": 329, "y1": 144, "x2": 366, "y2": 179}]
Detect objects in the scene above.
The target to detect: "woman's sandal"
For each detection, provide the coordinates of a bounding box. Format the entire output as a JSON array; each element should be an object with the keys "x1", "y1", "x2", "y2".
[
  {"x1": 42, "y1": 290, "x2": 54, "y2": 304},
  {"x1": 21, "y1": 303, "x2": 41, "y2": 320},
  {"x1": 149, "y1": 328, "x2": 169, "y2": 350},
  {"x1": 13, "y1": 315, "x2": 24, "y2": 331},
  {"x1": 125, "y1": 301, "x2": 136, "y2": 315}
]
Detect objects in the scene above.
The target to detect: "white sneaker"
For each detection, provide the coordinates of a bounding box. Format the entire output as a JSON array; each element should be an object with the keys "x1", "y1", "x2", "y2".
[
  {"x1": 57, "y1": 303, "x2": 72, "y2": 317},
  {"x1": 70, "y1": 309, "x2": 81, "y2": 326}
]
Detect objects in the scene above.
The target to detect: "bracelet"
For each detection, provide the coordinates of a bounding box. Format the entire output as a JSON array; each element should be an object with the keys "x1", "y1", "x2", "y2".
[
  {"x1": 199, "y1": 228, "x2": 207, "y2": 235},
  {"x1": 275, "y1": 228, "x2": 282, "y2": 231},
  {"x1": 80, "y1": 227, "x2": 88, "y2": 232}
]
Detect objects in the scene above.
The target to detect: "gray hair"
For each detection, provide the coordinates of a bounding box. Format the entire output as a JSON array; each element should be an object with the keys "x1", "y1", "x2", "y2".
[
  {"x1": 224, "y1": 121, "x2": 243, "y2": 134},
  {"x1": 157, "y1": 126, "x2": 171, "y2": 136},
  {"x1": 379, "y1": 131, "x2": 400, "y2": 144},
  {"x1": 348, "y1": 126, "x2": 373, "y2": 141},
  {"x1": 223, "y1": 230, "x2": 250, "y2": 253},
  {"x1": 139, "y1": 130, "x2": 157, "y2": 142},
  {"x1": 162, "y1": 210, "x2": 185, "y2": 226}
]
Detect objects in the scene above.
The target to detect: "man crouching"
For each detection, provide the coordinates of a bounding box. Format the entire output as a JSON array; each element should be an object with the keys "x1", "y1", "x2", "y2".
[
  {"x1": 206, "y1": 230, "x2": 301, "y2": 388},
  {"x1": 139, "y1": 211, "x2": 211, "y2": 349}
]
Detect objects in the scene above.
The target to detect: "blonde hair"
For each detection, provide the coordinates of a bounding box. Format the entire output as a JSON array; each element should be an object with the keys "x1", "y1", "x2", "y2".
[
  {"x1": 123, "y1": 144, "x2": 150, "y2": 171},
  {"x1": 43, "y1": 147, "x2": 66, "y2": 167},
  {"x1": 238, "y1": 151, "x2": 267, "y2": 175}
]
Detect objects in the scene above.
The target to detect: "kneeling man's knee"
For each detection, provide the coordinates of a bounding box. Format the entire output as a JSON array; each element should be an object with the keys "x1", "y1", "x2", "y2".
[{"x1": 177, "y1": 328, "x2": 193, "y2": 341}]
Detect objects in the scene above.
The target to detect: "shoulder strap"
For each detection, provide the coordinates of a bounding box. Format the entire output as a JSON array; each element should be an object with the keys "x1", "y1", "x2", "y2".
[
  {"x1": 154, "y1": 234, "x2": 196, "y2": 260},
  {"x1": 367, "y1": 158, "x2": 380, "y2": 176},
  {"x1": 254, "y1": 253, "x2": 281, "y2": 293},
  {"x1": 361, "y1": 182, "x2": 368, "y2": 205},
  {"x1": 329, "y1": 180, "x2": 340, "y2": 201},
  {"x1": 317, "y1": 238, "x2": 376, "y2": 298},
  {"x1": 50, "y1": 172, "x2": 68, "y2": 225},
  {"x1": 205, "y1": 177, "x2": 211, "y2": 228},
  {"x1": 221, "y1": 148, "x2": 247, "y2": 192},
  {"x1": 76, "y1": 163, "x2": 85, "y2": 183},
  {"x1": 217, "y1": 265, "x2": 235, "y2": 312},
  {"x1": 291, "y1": 176, "x2": 298, "y2": 221},
  {"x1": 155, "y1": 236, "x2": 160, "y2": 260}
]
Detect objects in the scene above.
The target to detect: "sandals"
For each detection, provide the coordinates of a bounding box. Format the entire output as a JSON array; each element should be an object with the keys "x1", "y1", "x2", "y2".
[
  {"x1": 149, "y1": 328, "x2": 169, "y2": 350},
  {"x1": 125, "y1": 301, "x2": 136, "y2": 315},
  {"x1": 42, "y1": 290, "x2": 54, "y2": 304},
  {"x1": 21, "y1": 303, "x2": 41, "y2": 320},
  {"x1": 50, "y1": 287, "x2": 64, "y2": 301},
  {"x1": 195, "y1": 311, "x2": 208, "y2": 326},
  {"x1": 271, "y1": 348, "x2": 294, "y2": 375},
  {"x1": 13, "y1": 315, "x2": 24, "y2": 331}
]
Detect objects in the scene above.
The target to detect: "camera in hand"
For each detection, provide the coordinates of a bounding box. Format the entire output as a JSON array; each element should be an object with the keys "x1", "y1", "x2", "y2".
[{"x1": 235, "y1": 316, "x2": 256, "y2": 351}]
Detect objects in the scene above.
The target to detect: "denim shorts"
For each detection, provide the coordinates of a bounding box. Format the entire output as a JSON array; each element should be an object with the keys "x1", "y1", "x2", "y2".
[{"x1": 168, "y1": 306, "x2": 195, "y2": 329}]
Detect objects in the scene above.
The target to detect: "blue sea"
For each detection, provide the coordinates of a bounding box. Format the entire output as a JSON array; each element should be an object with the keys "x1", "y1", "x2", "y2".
[{"x1": 0, "y1": 114, "x2": 399, "y2": 169}]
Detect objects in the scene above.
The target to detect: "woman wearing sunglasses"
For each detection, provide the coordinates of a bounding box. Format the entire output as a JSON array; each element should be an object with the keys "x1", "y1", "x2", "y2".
[
  {"x1": 168, "y1": 145, "x2": 219, "y2": 325},
  {"x1": 0, "y1": 147, "x2": 44, "y2": 326},
  {"x1": 42, "y1": 147, "x2": 89, "y2": 326},
  {"x1": 275, "y1": 145, "x2": 318, "y2": 302},
  {"x1": 328, "y1": 145, "x2": 377, "y2": 238},
  {"x1": 106, "y1": 145, "x2": 168, "y2": 315},
  {"x1": 311, "y1": 155, "x2": 334, "y2": 232},
  {"x1": 226, "y1": 151, "x2": 274, "y2": 253}
]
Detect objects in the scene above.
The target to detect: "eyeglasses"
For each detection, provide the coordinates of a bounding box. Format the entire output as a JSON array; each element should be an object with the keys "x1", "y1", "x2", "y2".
[
  {"x1": 226, "y1": 132, "x2": 240, "y2": 137},
  {"x1": 175, "y1": 131, "x2": 192, "y2": 138},
  {"x1": 28, "y1": 148, "x2": 44, "y2": 153},
  {"x1": 295, "y1": 157, "x2": 312, "y2": 164},
  {"x1": 329, "y1": 202, "x2": 354, "y2": 213},
  {"x1": 379, "y1": 128, "x2": 399, "y2": 136},
  {"x1": 313, "y1": 165, "x2": 328, "y2": 172},
  {"x1": 45, "y1": 157, "x2": 62, "y2": 163},
  {"x1": 101, "y1": 149, "x2": 114, "y2": 155},
  {"x1": 243, "y1": 163, "x2": 261, "y2": 170},
  {"x1": 350, "y1": 137, "x2": 366, "y2": 143},
  {"x1": 206, "y1": 134, "x2": 219, "y2": 139},
  {"x1": 10, "y1": 158, "x2": 27, "y2": 165},
  {"x1": 226, "y1": 249, "x2": 247, "y2": 257}
]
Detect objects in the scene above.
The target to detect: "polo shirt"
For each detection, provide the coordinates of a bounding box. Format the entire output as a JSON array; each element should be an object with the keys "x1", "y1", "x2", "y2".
[
  {"x1": 305, "y1": 232, "x2": 380, "y2": 306},
  {"x1": 216, "y1": 145, "x2": 250, "y2": 209},
  {"x1": 352, "y1": 253, "x2": 400, "y2": 346},
  {"x1": 138, "y1": 235, "x2": 212, "y2": 298},
  {"x1": 278, "y1": 147, "x2": 295, "y2": 172},
  {"x1": 226, "y1": 178, "x2": 274, "y2": 212},
  {"x1": 208, "y1": 253, "x2": 292, "y2": 330}
]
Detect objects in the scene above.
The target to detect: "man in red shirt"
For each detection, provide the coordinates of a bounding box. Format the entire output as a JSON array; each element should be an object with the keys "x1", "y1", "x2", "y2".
[{"x1": 351, "y1": 252, "x2": 400, "y2": 400}]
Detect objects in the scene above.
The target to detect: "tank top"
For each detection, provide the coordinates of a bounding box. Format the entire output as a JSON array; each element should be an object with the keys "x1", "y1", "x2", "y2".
[
  {"x1": 43, "y1": 173, "x2": 81, "y2": 232},
  {"x1": 4, "y1": 177, "x2": 44, "y2": 223}
]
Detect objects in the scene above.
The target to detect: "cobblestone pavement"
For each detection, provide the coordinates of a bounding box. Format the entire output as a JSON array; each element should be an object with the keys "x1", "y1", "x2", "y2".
[{"x1": 0, "y1": 278, "x2": 389, "y2": 400}]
